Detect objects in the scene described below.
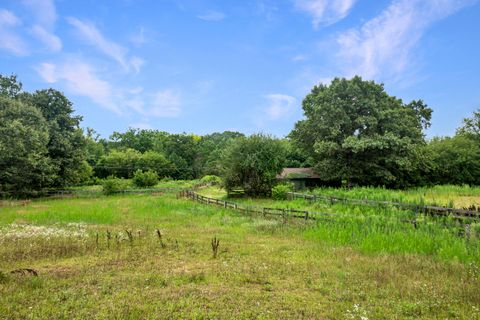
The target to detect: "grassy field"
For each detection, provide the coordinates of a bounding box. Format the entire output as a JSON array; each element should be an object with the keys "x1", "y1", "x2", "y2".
[
  {"x1": 304, "y1": 185, "x2": 480, "y2": 209},
  {"x1": 1, "y1": 191, "x2": 480, "y2": 319}
]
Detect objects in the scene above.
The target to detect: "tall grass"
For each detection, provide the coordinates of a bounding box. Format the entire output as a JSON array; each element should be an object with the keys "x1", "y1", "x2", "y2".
[{"x1": 309, "y1": 185, "x2": 480, "y2": 208}]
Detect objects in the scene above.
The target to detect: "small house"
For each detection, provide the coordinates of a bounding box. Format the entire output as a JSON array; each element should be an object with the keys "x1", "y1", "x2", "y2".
[{"x1": 277, "y1": 168, "x2": 323, "y2": 190}]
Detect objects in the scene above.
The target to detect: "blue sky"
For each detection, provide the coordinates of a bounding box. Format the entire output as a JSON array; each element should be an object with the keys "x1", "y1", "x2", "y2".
[{"x1": 1, "y1": 0, "x2": 479, "y2": 138}]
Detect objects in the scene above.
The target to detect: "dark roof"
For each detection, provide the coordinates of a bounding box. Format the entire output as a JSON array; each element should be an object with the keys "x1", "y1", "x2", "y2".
[{"x1": 277, "y1": 168, "x2": 321, "y2": 179}]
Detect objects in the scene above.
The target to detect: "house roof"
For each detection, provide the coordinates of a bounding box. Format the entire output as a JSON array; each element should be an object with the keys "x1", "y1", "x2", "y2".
[{"x1": 277, "y1": 168, "x2": 321, "y2": 179}]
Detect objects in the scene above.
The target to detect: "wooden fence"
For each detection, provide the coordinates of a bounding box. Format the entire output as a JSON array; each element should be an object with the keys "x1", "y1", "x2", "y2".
[
  {"x1": 287, "y1": 192, "x2": 480, "y2": 219},
  {"x1": 178, "y1": 190, "x2": 320, "y2": 221},
  {"x1": 178, "y1": 190, "x2": 480, "y2": 227}
]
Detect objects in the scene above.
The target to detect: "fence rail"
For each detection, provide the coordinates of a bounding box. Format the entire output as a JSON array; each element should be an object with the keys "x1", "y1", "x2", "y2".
[
  {"x1": 178, "y1": 190, "x2": 317, "y2": 221},
  {"x1": 287, "y1": 192, "x2": 480, "y2": 219},
  {"x1": 178, "y1": 190, "x2": 480, "y2": 228}
]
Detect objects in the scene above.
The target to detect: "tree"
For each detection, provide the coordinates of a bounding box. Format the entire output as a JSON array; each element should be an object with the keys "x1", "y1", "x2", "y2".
[
  {"x1": 221, "y1": 134, "x2": 286, "y2": 196},
  {"x1": 197, "y1": 131, "x2": 245, "y2": 176},
  {"x1": 21, "y1": 89, "x2": 86, "y2": 187},
  {"x1": 0, "y1": 97, "x2": 54, "y2": 195},
  {"x1": 428, "y1": 135, "x2": 480, "y2": 185},
  {"x1": 290, "y1": 76, "x2": 432, "y2": 188},
  {"x1": 0, "y1": 74, "x2": 22, "y2": 98},
  {"x1": 457, "y1": 108, "x2": 480, "y2": 140}
]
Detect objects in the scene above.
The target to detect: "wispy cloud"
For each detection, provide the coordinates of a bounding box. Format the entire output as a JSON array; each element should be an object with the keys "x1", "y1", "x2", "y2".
[
  {"x1": 264, "y1": 94, "x2": 297, "y2": 120},
  {"x1": 295, "y1": 0, "x2": 357, "y2": 28},
  {"x1": 0, "y1": 9, "x2": 28, "y2": 55},
  {"x1": 36, "y1": 60, "x2": 120, "y2": 114},
  {"x1": 130, "y1": 26, "x2": 147, "y2": 46},
  {"x1": 197, "y1": 11, "x2": 226, "y2": 22},
  {"x1": 336, "y1": 0, "x2": 476, "y2": 80},
  {"x1": 129, "y1": 56, "x2": 144, "y2": 74},
  {"x1": 30, "y1": 25, "x2": 61, "y2": 51},
  {"x1": 150, "y1": 89, "x2": 182, "y2": 117},
  {"x1": 22, "y1": 0, "x2": 57, "y2": 29},
  {"x1": 67, "y1": 17, "x2": 143, "y2": 73},
  {"x1": 22, "y1": 0, "x2": 62, "y2": 51}
]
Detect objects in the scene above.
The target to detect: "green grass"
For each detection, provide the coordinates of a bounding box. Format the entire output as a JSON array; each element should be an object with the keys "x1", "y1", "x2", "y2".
[
  {"x1": 197, "y1": 186, "x2": 480, "y2": 264},
  {"x1": 307, "y1": 185, "x2": 480, "y2": 209},
  {"x1": 1, "y1": 192, "x2": 479, "y2": 319}
]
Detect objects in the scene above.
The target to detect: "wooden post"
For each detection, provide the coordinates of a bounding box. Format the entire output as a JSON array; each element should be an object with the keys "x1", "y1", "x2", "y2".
[{"x1": 305, "y1": 211, "x2": 309, "y2": 220}]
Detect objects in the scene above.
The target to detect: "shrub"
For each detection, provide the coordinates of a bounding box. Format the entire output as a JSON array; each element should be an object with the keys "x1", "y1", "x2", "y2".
[
  {"x1": 272, "y1": 183, "x2": 293, "y2": 200},
  {"x1": 132, "y1": 170, "x2": 158, "y2": 188},
  {"x1": 200, "y1": 175, "x2": 222, "y2": 185},
  {"x1": 102, "y1": 177, "x2": 129, "y2": 195}
]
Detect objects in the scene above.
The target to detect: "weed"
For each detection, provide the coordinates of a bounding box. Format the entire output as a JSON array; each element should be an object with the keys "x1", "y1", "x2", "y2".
[{"x1": 211, "y1": 236, "x2": 220, "y2": 258}]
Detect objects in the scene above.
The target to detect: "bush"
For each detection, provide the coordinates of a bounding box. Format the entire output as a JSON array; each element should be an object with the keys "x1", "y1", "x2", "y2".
[
  {"x1": 132, "y1": 170, "x2": 158, "y2": 188},
  {"x1": 102, "y1": 177, "x2": 129, "y2": 195},
  {"x1": 271, "y1": 183, "x2": 293, "y2": 200},
  {"x1": 200, "y1": 175, "x2": 222, "y2": 185}
]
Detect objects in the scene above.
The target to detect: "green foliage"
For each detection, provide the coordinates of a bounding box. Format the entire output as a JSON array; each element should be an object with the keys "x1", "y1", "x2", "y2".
[
  {"x1": 21, "y1": 89, "x2": 86, "y2": 187},
  {"x1": 271, "y1": 183, "x2": 293, "y2": 200},
  {"x1": 457, "y1": 108, "x2": 480, "y2": 140},
  {"x1": 132, "y1": 170, "x2": 159, "y2": 188},
  {"x1": 96, "y1": 149, "x2": 174, "y2": 179},
  {"x1": 200, "y1": 175, "x2": 222, "y2": 185},
  {"x1": 102, "y1": 177, "x2": 129, "y2": 195},
  {"x1": 0, "y1": 97, "x2": 54, "y2": 196},
  {"x1": 222, "y1": 134, "x2": 286, "y2": 196},
  {"x1": 428, "y1": 135, "x2": 480, "y2": 185},
  {"x1": 290, "y1": 76, "x2": 432, "y2": 188},
  {"x1": 0, "y1": 74, "x2": 22, "y2": 98}
]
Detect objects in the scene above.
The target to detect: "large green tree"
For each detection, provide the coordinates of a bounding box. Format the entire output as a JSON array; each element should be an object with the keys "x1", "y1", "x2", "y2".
[
  {"x1": 21, "y1": 89, "x2": 86, "y2": 186},
  {"x1": 0, "y1": 97, "x2": 54, "y2": 195},
  {"x1": 290, "y1": 76, "x2": 432, "y2": 188},
  {"x1": 221, "y1": 134, "x2": 286, "y2": 196}
]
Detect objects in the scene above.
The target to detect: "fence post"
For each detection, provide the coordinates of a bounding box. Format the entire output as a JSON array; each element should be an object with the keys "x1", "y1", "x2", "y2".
[
  {"x1": 224, "y1": 201, "x2": 227, "y2": 208},
  {"x1": 305, "y1": 211, "x2": 309, "y2": 220}
]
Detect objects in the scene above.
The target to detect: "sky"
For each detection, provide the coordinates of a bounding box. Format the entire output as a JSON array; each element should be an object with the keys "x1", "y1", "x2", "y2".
[{"x1": 0, "y1": 0, "x2": 479, "y2": 139}]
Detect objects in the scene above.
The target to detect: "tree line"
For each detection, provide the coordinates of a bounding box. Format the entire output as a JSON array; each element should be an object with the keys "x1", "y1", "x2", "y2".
[{"x1": 0, "y1": 74, "x2": 478, "y2": 196}]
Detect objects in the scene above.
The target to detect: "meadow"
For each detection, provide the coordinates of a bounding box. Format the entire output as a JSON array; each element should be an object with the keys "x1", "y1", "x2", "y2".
[
  {"x1": 0, "y1": 187, "x2": 479, "y2": 319},
  {"x1": 306, "y1": 185, "x2": 480, "y2": 209}
]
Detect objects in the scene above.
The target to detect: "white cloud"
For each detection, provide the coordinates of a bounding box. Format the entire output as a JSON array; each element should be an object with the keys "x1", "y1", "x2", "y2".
[
  {"x1": 22, "y1": 0, "x2": 62, "y2": 51},
  {"x1": 36, "y1": 60, "x2": 120, "y2": 114},
  {"x1": 295, "y1": 0, "x2": 356, "y2": 28},
  {"x1": 125, "y1": 97, "x2": 145, "y2": 114},
  {"x1": 30, "y1": 25, "x2": 61, "y2": 51},
  {"x1": 150, "y1": 90, "x2": 181, "y2": 118},
  {"x1": 67, "y1": 17, "x2": 143, "y2": 72},
  {"x1": 0, "y1": 9, "x2": 28, "y2": 55},
  {"x1": 22, "y1": 0, "x2": 57, "y2": 29},
  {"x1": 67, "y1": 17, "x2": 127, "y2": 66},
  {"x1": 292, "y1": 54, "x2": 307, "y2": 62},
  {"x1": 197, "y1": 11, "x2": 226, "y2": 22},
  {"x1": 129, "y1": 56, "x2": 144, "y2": 74},
  {"x1": 264, "y1": 94, "x2": 297, "y2": 120},
  {"x1": 0, "y1": 9, "x2": 21, "y2": 26},
  {"x1": 336, "y1": 0, "x2": 476, "y2": 80}
]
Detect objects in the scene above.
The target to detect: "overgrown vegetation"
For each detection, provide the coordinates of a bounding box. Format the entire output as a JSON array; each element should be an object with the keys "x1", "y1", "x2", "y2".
[
  {"x1": 0, "y1": 192, "x2": 479, "y2": 318},
  {"x1": 132, "y1": 170, "x2": 159, "y2": 188}
]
